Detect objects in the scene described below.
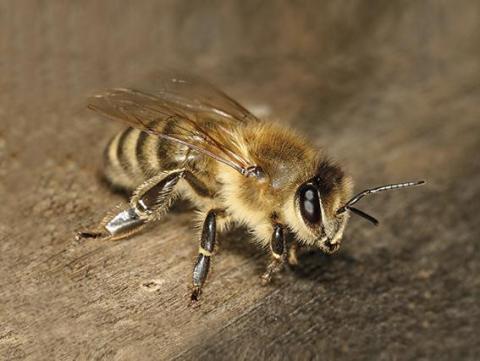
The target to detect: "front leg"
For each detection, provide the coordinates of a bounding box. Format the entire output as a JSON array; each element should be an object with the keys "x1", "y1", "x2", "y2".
[
  {"x1": 261, "y1": 223, "x2": 286, "y2": 285},
  {"x1": 287, "y1": 240, "x2": 299, "y2": 266}
]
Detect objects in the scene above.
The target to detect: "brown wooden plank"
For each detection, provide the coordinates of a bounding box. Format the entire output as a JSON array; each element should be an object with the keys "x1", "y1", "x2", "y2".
[{"x1": 0, "y1": 1, "x2": 479, "y2": 360}]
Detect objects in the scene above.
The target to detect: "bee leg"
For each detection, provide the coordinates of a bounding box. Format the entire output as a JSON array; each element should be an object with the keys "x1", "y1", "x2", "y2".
[
  {"x1": 287, "y1": 241, "x2": 299, "y2": 266},
  {"x1": 76, "y1": 230, "x2": 106, "y2": 240},
  {"x1": 76, "y1": 204, "x2": 150, "y2": 242},
  {"x1": 77, "y1": 170, "x2": 185, "y2": 242},
  {"x1": 261, "y1": 223, "x2": 286, "y2": 285},
  {"x1": 190, "y1": 209, "x2": 217, "y2": 305}
]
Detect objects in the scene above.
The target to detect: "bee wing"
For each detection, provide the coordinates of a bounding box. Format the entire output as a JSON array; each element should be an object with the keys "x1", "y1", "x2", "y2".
[
  {"x1": 88, "y1": 87, "x2": 254, "y2": 174},
  {"x1": 139, "y1": 70, "x2": 259, "y2": 125}
]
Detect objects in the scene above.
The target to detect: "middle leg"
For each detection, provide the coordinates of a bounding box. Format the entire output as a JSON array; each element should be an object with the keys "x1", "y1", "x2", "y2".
[{"x1": 190, "y1": 209, "x2": 219, "y2": 304}]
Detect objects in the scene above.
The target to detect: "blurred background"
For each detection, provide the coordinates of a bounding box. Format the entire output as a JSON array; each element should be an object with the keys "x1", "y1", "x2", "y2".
[{"x1": 1, "y1": 1, "x2": 479, "y2": 360}]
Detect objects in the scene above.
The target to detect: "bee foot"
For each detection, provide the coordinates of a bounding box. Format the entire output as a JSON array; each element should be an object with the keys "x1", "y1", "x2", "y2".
[
  {"x1": 260, "y1": 272, "x2": 273, "y2": 286},
  {"x1": 75, "y1": 230, "x2": 109, "y2": 242},
  {"x1": 189, "y1": 287, "x2": 202, "y2": 307},
  {"x1": 261, "y1": 257, "x2": 285, "y2": 285}
]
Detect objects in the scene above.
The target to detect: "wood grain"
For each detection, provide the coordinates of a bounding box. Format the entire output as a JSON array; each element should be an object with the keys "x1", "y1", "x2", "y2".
[{"x1": 0, "y1": 1, "x2": 479, "y2": 360}]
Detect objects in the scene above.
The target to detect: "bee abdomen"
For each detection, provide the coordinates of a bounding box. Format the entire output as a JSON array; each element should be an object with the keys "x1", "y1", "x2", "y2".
[{"x1": 103, "y1": 127, "x2": 163, "y2": 190}]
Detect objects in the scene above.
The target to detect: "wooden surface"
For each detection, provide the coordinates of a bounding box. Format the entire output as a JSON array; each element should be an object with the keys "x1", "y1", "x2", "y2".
[{"x1": 1, "y1": 1, "x2": 479, "y2": 360}]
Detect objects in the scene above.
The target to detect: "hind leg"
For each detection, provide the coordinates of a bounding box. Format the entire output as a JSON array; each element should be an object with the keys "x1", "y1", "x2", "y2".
[{"x1": 77, "y1": 169, "x2": 184, "y2": 241}]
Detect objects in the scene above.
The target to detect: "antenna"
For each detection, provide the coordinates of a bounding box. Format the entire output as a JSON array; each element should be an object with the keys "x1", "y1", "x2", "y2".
[{"x1": 337, "y1": 180, "x2": 425, "y2": 226}]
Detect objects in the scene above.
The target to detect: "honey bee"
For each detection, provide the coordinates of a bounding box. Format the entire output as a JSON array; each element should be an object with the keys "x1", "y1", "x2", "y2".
[{"x1": 77, "y1": 71, "x2": 424, "y2": 303}]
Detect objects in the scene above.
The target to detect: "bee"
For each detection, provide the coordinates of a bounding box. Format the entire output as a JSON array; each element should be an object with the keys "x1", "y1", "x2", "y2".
[{"x1": 77, "y1": 71, "x2": 424, "y2": 303}]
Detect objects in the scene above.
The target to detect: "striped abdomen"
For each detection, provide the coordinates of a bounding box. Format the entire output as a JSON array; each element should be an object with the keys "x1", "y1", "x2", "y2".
[{"x1": 103, "y1": 127, "x2": 189, "y2": 191}]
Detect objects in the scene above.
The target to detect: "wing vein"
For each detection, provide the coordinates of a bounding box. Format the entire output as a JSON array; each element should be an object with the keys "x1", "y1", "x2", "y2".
[{"x1": 88, "y1": 72, "x2": 258, "y2": 175}]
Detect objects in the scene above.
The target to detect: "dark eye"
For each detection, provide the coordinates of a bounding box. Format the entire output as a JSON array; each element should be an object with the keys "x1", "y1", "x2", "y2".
[{"x1": 298, "y1": 183, "x2": 322, "y2": 225}]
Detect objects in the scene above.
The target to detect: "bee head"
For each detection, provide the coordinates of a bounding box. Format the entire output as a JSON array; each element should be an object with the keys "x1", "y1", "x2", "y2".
[
  {"x1": 294, "y1": 160, "x2": 353, "y2": 253},
  {"x1": 293, "y1": 159, "x2": 425, "y2": 253}
]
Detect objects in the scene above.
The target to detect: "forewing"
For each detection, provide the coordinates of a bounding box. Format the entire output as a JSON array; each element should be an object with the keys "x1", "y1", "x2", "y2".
[
  {"x1": 88, "y1": 88, "x2": 252, "y2": 174},
  {"x1": 136, "y1": 70, "x2": 259, "y2": 124}
]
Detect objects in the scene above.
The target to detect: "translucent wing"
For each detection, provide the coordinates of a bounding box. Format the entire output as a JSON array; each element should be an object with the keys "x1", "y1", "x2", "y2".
[
  {"x1": 88, "y1": 82, "x2": 257, "y2": 175},
  {"x1": 134, "y1": 70, "x2": 259, "y2": 124}
]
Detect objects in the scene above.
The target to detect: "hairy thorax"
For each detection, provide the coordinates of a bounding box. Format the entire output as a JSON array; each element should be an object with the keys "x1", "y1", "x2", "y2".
[{"x1": 215, "y1": 122, "x2": 319, "y2": 243}]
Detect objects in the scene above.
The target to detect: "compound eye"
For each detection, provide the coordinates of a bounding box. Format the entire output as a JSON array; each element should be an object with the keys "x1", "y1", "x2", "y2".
[{"x1": 299, "y1": 183, "x2": 322, "y2": 225}]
